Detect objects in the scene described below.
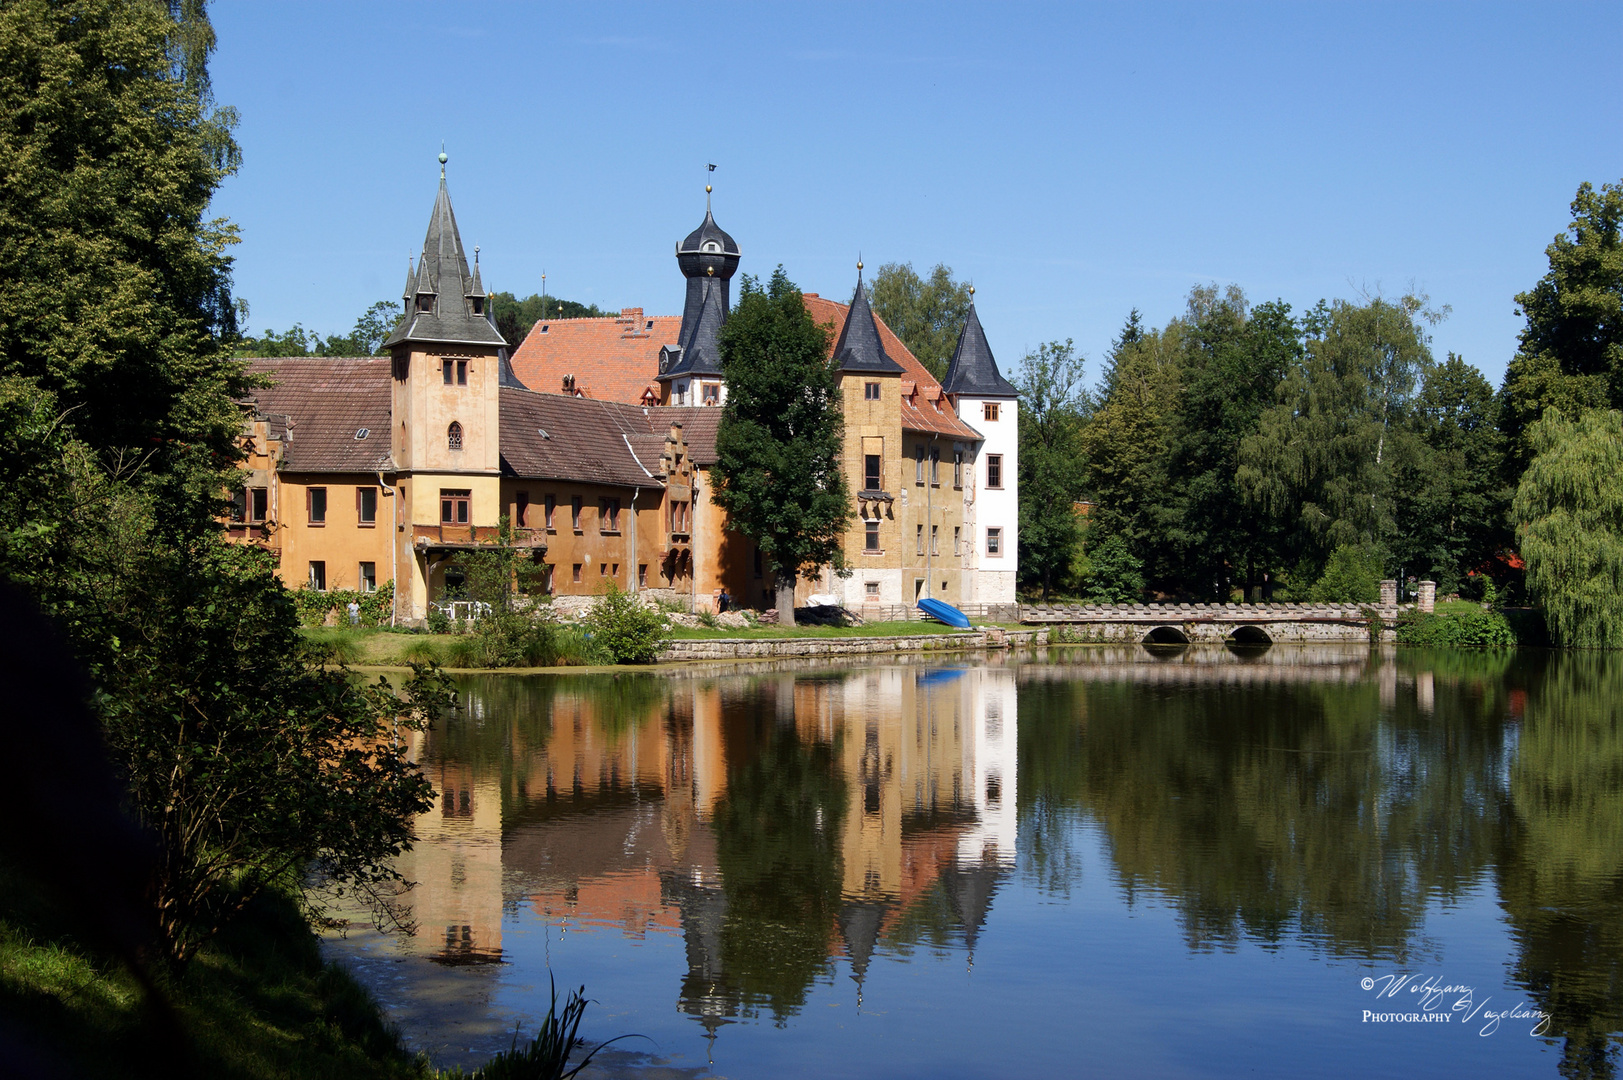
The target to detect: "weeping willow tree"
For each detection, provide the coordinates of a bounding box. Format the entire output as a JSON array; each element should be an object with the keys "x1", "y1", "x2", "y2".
[{"x1": 1513, "y1": 409, "x2": 1623, "y2": 647}]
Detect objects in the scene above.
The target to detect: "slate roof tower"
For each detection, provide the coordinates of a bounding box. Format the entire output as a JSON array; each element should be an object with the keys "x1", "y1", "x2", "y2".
[
  {"x1": 658, "y1": 186, "x2": 741, "y2": 397},
  {"x1": 941, "y1": 295, "x2": 1018, "y2": 398},
  {"x1": 833, "y1": 269, "x2": 905, "y2": 375},
  {"x1": 384, "y1": 156, "x2": 508, "y2": 351}
]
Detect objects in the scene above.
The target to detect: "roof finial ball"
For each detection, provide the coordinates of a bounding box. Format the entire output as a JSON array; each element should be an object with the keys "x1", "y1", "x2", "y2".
[
  {"x1": 969, "y1": 284, "x2": 975, "y2": 296},
  {"x1": 438, "y1": 146, "x2": 448, "y2": 178},
  {"x1": 705, "y1": 184, "x2": 712, "y2": 194}
]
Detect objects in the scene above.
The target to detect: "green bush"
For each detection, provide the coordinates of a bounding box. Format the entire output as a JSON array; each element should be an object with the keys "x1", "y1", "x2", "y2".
[
  {"x1": 1081, "y1": 535, "x2": 1144, "y2": 604},
  {"x1": 426, "y1": 608, "x2": 451, "y2": 634},
  {"x1": 467, "y1": 611, "x2": 558, "y2": 668},
  {"x1": 584, "y1": 583, "x2": 670, "y2": 664},
  {"x1": 1397, "y1": 610, "x2": 1518, "y2": 647},
  {"x1": 1311, "y1": 544, "x2": 1383, "y2": 603}
]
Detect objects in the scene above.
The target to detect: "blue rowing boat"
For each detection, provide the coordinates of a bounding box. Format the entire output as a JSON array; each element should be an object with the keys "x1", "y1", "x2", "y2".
[{"x1": 916, "y1": 597, "x2": 972, "y2": 629}]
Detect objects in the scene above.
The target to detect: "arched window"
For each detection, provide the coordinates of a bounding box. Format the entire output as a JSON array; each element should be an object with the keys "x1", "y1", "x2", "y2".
[{"x1": 448, "y1": 421, "x2": 463, "y2": 451}]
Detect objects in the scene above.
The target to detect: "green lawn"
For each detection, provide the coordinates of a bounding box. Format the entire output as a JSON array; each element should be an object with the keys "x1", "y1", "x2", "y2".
[{"x1": 1433, "y1": 599, "x2": 1491, "y2": 616}]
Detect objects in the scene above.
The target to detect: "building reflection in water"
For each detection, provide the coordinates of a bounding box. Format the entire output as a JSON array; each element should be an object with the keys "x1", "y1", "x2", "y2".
[{"x1": 395, "y1": 665, "x2": 1019, "y2": 1030}]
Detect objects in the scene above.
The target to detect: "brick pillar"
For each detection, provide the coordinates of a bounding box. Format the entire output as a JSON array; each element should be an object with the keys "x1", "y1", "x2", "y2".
[
  {"x1": 1418, "y1": 580, "x2": 1436, "y2": 613},
  {"x1": 1380, "y1": 579, "x2": 1398, "y2": 607}
]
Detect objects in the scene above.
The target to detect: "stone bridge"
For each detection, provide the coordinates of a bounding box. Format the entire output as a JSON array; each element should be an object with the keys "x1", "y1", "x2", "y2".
[{"x1": 1018, "y1": 601, "x2": 1407, "y2": 644}]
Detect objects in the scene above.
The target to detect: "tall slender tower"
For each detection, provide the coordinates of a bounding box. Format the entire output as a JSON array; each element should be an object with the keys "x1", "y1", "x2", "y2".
[
  {"x1": 942, "y1": 292, "x2": 1019, "y2": 608},
  {"x1": 657, "y1": 187, "x2": 740, "y2": 405},
  {"x1": 383, "y1": 153, "x2": 509, "y2": 621}
]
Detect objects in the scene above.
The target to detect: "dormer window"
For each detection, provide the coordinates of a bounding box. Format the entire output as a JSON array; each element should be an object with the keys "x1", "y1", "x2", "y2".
[
  {"x1": 702, "y1": 240, "x2": 722, "y2": 254},
  {"x1": 470, "y1": 296, "x2": 484, "y2": 315},
  {"x1": 448, "y1": 422, "x2": 463, "y2": 451},
  {"x1": 416, "y1": 293, "x2": 433, "y2": 312}
]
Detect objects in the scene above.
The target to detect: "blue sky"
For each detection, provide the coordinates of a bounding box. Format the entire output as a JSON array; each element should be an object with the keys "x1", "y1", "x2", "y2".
[{"x1": 209, "y1": 2, "x2": 1622, "y2": 387}]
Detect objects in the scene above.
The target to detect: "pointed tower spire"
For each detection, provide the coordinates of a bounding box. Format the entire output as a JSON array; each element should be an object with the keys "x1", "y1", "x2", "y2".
[
  {"x1": 384, "y1": 154, "x2": 505, "y2": 349},
  {"x1": 832, "y1": 266, "x2": 903, "y2": 374},
  {"x1": 466, "y1": 245, "x2": 487, "y2": 312},
  {"x1": 942, "y1": 289, "x2": 1017, "y2": 397}
]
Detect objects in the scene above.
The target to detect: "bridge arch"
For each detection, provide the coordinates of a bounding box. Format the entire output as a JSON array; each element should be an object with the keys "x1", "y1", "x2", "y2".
[
  {"x1": 1227, "y1": 625, "x2": 1272, "y2": 645},
  {"x1": 1143, "y1": 625, "x2": 1190, "y2": 645}
]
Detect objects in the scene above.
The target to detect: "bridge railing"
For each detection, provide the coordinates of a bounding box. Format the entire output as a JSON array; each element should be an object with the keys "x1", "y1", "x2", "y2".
[{"x1": 1018, "y1": 601, "x2": 1407, "y2": 623}]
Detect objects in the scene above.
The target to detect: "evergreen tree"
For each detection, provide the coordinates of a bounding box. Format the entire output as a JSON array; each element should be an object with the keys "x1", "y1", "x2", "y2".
[
  {"x1": 713, "y1": 267, "x2": 852, "y2": 626},
  {"x1": 1391, "y1": 354, "x2": 1509, "y2": 592},
  {"x1": 1078, "y1": 312, "x2": 1186, "y2": 585}
]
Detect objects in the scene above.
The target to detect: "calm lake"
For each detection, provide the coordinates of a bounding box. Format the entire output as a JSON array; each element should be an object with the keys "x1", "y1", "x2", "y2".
[{"x1": 323, "y1": 645, "x2": 1623, "y2": 1079}]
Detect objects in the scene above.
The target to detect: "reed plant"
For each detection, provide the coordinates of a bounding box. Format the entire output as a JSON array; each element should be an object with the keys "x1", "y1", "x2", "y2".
[{"x1": 438, "y1": 978, "x2": 633, "y2": 1080}]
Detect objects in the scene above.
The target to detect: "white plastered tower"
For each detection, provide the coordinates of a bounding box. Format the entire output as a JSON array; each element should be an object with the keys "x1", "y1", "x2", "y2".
[{"x1": 942, "y1": 293, "x2": 1019, "y2": 607}]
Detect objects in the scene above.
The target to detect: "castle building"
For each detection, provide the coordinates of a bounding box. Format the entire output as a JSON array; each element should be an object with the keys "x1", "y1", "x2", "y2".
[{"x1": 234, "y1": 164, "x2": 1020, "y2": 621}]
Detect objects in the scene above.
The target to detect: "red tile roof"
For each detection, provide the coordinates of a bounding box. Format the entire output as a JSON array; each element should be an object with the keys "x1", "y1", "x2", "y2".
[
  {"x1": 801, "y1": 294, "x2": 984, "y2": 441},
  {"x1": 508, "y1": 307, "x2": 676, "y2": 404},
  {"x1": 502, "y1": 294, "x2": 983, "y2": 445},
  {"x1": 242, "y1": 357, "x2": 395, "y2": 473}
]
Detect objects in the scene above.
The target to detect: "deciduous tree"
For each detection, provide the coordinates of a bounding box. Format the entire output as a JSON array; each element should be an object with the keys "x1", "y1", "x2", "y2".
[
  {"x1": 1015, "y1": 339, "x2": 1090, "y2": 598},
  {"x1": 1239, "y1": 294, "x2": 1442, "y2": 578},
  {"x1": 1513, "y1": 408, "x2": 1623, "y2": 648},
  {"x1": 0, "y1": 0, "x2": 247, "y2": 463},
  {"x1": 1498, "y1": 180, "x2": 1623, "y2": 472},
  {"x1": 868, "y1": 262, "x2": 972, "y2": 381},
  {"x1": 713, "y1": 267, "x2": 852, "y2": 626}
]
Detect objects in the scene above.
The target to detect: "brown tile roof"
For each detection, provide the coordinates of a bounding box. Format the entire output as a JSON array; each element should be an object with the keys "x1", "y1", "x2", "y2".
[
  {"x1": 498, "y1": 388, "x2": 665, "y2": 489},
  {"x1": 801, "y1": 294, "x2": 984, "y2": 441},
  {"x1": 649, "y1": 405, "x2": 723, "y2": 465},
  {"x1": 242, "y1": 357, "x2": 394, "y2": 473},
  {"x1": 508, "y1": 307, "x2": 676, "y2": 404}
]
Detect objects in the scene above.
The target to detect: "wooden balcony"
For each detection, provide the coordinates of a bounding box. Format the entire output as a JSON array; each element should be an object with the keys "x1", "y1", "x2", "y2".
[{"x1": 412, "y1": 525, "x2": 548, "y2": 553}]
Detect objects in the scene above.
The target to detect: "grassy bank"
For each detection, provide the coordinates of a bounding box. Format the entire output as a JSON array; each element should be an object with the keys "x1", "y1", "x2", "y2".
[{"x1": 0, "y1": 860, "x2": 424, "y2": 1079}]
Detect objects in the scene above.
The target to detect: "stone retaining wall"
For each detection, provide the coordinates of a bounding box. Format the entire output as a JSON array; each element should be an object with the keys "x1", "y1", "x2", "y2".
[{"x1": 659, "y1": 627, "x2": 1047, "y2": 662}]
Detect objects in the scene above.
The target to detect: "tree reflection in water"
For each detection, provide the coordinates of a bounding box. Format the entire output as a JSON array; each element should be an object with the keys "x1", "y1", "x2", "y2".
[{"x1": 1018, "y1": 646, "x2": 1621, "y2": 1077}]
